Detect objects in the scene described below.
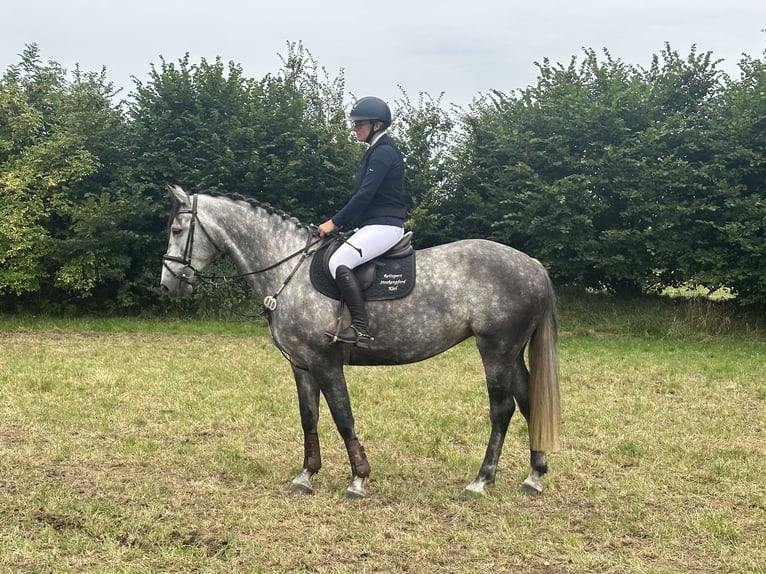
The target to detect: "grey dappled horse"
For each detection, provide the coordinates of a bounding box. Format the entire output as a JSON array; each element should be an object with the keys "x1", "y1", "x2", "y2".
[{"x1": 160, "y1": 185, "x2": 561, "y2": 498}]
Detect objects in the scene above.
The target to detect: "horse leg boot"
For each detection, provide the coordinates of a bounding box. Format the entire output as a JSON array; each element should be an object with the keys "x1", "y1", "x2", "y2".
[
  {"x1": 288, "y1": 433, "x2": 322, "y2": 494},
  {"x1": 327, "y1": 265, "x2": 374, "y2": 348},
  {"x1": 345, "y1": 437, "x2": 371, "y2": 499}
]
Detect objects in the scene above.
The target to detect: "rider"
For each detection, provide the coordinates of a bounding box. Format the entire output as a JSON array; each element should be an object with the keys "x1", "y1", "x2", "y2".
[{"x1": 317, "y1": 96, "x2": 407, "y2": 348}]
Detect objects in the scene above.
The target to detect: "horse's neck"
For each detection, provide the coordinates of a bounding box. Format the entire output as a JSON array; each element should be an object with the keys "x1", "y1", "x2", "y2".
[{"x1": 210, "y1": 197, "x2": 309, "y2": 290}]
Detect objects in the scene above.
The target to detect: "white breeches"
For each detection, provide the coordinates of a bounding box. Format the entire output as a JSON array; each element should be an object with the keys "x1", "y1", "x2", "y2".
[{"x1": 328, "y1": 225, "x2": 405, "y2": 279}]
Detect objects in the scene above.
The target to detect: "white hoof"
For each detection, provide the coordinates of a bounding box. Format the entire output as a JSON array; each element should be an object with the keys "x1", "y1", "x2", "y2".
[
  {"x1": 344, "y1": 476, "x2": 367, "y2": 499},
  {"x1": 288, "y1": 469, "x2": 315, "y2": 494},
  {"x1": 463, "y1": 479, "x2": 488, "y2": 497},
  {"x1": 520, "y1": 473, "x2": 543, "y2": 496}
]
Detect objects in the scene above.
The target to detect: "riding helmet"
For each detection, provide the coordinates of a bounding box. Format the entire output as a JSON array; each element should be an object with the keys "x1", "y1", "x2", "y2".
[{"x1": 349, "y1": 96, "x2": 392, "y2": 128}]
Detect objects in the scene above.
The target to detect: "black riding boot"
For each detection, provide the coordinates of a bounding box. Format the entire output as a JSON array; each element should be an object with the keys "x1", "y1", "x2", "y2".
[{"x1": 326, "y1": 265, "x2": 374, "y2": 348}]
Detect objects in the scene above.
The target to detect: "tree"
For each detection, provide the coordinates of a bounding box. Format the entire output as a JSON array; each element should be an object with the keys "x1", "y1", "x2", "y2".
[
  {"x1": 4, "y1": 40, "x2": 765, "y2": 313},
  {"x1": 451, "y1": 49, "x2": 648, "y2": 287},
  {"x1": 128, "y1": 43, "x2": 357, "y2": 225},
  {"x1": 450, "y1": 45, "x2": 734, "y2": 297},
  {"x1": 391, "y1": 92, "x2": 457, "y2": 247},
  {"x1": 699, "y1": 51, "x2": 766, "y2": 305},
  {"x1": 0, "y1": 45, "x2": 127, "y2": 309}
]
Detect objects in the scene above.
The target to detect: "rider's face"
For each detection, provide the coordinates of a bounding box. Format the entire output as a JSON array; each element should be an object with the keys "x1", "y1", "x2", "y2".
[{"x1": 351, "y1": 120, "x2": 373, "y2": 141}]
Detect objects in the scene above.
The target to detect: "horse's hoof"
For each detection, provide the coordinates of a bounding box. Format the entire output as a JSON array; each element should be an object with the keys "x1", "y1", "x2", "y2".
[
  {"x1": 288, "y1": 481, "x2": 314, "y2": 494},
  {"x1": 463, "y1": 478, "x2": 488, "y2": 498},
  {"x1": 288, "y1": 470, "x2": 315, "y2": 494},
  {"x1": 461, "y1": 488, "x2": 485, "y2": 499},
  {"x1": 344, "y1": 487, "x2": 366, "y2": 499},
  {"x1": 344, "y1": 476, "x2": 367, "y2": 499},
  {"x1": 520, "y1": 477, "x2": 543, "y2": 497}
]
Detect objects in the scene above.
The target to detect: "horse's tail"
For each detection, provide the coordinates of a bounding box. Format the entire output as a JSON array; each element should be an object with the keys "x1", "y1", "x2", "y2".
[{"x1": 527, "y1": 271, "x2": 561, "y2": 453}]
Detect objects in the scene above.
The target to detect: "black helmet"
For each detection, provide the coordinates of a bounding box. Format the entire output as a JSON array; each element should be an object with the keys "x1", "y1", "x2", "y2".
[{"x1": 349, "y1": 96, "x2": 392, "y2": 128}]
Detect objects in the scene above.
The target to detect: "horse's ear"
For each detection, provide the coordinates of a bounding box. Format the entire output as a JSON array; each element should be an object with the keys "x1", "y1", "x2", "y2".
[{"x1": 167, "y1": 184, "x2": 190, "y2": 208}]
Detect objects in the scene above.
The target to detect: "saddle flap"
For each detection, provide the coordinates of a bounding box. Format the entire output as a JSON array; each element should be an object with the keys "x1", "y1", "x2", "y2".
[
  {"x1": 348, "y1": 232, "x2": 412, "y2": 289},
  {"x1": 354, "y1": 261, "x2": 377, "y2": 290},
  {"x1": 309, "y1": 233, "x2": 416, "y2": 302}
]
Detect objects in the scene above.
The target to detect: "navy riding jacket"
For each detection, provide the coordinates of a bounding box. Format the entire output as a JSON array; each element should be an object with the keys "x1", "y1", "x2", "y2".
[{"x1": 331, "y1": 134, "x2": 407, "y2": 229}]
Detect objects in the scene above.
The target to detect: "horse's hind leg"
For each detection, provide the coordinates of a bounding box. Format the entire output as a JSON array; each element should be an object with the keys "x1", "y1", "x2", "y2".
[
  {"x1": 464, "y1": 341, "x2": 520, "y2": 496},
  {"x1": 521, "y1": 451, "x2": 549, "y2": 496},
  {"x1": 510, "y1": 357, "x2": 549, "y2": 496},
  {"x1": 288, "y1": 365, "x2": 322, "y2": 494}
]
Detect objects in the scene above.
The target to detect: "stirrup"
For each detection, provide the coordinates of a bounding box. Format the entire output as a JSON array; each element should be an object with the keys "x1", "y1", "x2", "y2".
[{"x1": 325, "y1": 326, "x2": 374, "y2": 348}]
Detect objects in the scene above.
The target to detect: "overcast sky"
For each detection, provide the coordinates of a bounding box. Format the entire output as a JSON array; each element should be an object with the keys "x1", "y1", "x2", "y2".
[{"x1": 2, "y1": 0, "x2": 764, "y2": 109}]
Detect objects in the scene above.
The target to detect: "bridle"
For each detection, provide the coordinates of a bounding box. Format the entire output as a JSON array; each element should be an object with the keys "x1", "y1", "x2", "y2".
[
  {"x1": 162, "y1": 194, "x2": 223, "y2": 285},
  {"x1": 162, "y1": 193, "x2": 322, "y2": 309}
]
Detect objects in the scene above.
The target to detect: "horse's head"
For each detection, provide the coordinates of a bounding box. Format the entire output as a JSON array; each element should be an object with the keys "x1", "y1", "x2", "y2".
[{"x1": 160, "y1": 185, "x2": 222, "y2": 298}]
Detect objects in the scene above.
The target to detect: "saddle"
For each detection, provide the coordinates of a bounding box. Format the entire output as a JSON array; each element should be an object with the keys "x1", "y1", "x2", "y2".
[{"x1": 309, "y1": 232, "x2": 416, "y2": 301}]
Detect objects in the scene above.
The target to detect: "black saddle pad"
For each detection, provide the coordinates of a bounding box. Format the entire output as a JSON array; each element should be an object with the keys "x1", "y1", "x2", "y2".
[{"x1": 309, "y1": 242, "x2": 416, "y2": 301}]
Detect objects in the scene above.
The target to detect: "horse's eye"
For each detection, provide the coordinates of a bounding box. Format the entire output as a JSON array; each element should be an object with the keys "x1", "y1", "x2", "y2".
[{"x1": 172, "y1": 227, "x2": 183, "y2": 236}]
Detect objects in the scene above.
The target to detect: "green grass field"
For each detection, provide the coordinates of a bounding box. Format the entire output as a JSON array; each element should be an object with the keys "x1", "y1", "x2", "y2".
[{"x1": 1, "y1": 294, "x2": 764, "y2": 573}]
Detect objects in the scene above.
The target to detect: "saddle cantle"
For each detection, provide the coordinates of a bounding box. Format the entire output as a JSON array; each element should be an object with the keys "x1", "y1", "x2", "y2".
[{"x1": 309, "y1": 232, "x2": 416, "y2": 301}]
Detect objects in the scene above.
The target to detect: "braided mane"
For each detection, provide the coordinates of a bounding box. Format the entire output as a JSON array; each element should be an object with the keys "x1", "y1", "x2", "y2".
[{"x1": 199, "y1": 189, "x2": 310, "y2": 231}]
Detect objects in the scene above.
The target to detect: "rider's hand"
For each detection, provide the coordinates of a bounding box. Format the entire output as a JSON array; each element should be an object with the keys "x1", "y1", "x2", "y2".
[{"x1": 318, "y1": 220, "x2": 337, "y2": 237}]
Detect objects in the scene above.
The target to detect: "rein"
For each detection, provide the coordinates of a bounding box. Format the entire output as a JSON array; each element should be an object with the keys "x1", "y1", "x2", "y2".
[
  {"x1": 261, "y1": 232, "x2": 321, "y2": 311},
  {"x1": 162, "y1": 193, "x2": 322, "y2": 310}
]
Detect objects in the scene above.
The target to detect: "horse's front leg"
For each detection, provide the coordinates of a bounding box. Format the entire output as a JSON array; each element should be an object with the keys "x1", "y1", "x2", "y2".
[
  {"x1": 344, "y1": 436, "x2": 370, "y2": 499},
  {"x1": 319, "y1": 366, "x2": 370, "y2": 499},
  {"x1": 288, "y1": 365, "x2": 322, "y2": 494}
]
